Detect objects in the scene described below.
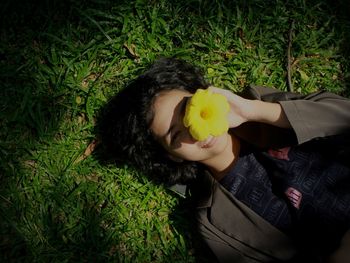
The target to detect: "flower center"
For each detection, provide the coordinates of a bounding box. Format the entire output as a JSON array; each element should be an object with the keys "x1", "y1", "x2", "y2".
[{"x1": 200, "y1": 107, "x2": 212, "y2": 120}]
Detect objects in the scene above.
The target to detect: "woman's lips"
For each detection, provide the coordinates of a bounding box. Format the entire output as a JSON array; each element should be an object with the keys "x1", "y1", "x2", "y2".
[{"x1": 200, "y1": 136, "x2": 217, "y2": 148}]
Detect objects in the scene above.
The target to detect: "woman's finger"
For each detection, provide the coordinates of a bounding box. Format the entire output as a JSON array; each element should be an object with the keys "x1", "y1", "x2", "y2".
[{"x1": 208, "y1": 86, "x2": 231, "y2": 97}]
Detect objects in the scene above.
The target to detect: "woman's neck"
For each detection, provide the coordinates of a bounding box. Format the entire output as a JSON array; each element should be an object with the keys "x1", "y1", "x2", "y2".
[{"x1": 207, "y1": 134, "x2": 241, "y2": 181}]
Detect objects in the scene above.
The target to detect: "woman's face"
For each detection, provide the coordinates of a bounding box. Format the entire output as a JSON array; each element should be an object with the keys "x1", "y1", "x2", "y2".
[{"x1": 150, "y1": 89, "x2": 231, "y2": 165}]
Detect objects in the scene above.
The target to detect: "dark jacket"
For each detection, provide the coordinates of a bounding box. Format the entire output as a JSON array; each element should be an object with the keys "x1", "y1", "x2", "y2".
[{"x1": 194, "y1": 85, "x2": 350, "y2": 263}]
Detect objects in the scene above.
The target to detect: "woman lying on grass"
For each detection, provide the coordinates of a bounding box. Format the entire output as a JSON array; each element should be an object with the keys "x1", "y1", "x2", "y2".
[{"x1": 98, "y1": 57, "x2": 350, "y2": 262}]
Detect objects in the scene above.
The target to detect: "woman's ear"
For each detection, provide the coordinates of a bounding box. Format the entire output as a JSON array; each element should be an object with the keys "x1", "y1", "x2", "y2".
[{"x1": 168, "y1": 154, "x2": 183, "y2": 163}]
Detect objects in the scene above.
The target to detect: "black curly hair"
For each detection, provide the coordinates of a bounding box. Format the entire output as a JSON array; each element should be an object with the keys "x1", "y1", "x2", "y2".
[{"x1": 97, "y1": 58, "x2": 210, "y2": 185}]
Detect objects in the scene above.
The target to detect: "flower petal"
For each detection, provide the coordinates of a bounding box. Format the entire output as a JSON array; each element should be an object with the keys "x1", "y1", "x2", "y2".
[
  {"x1": 211, "y1": 93, "x2": 230, "y2": 114},
  {"x1": 183, "y1": 88, "x2": 230, "y2": 141},
  {"x1": 190, "y1": 121, "x2": 210, "y2": 141},
  {"x1": 209, "y1": 117, "x2": 229, "y2": 136}
]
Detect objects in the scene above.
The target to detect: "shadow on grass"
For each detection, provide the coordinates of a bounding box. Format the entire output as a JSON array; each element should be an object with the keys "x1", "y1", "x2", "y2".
[
  {"x1": 0, "y1": 0, "x2": 112, "y2": 261},
  {"x1": 1, "y1": 0, "x2": 350, "y2": 262},
  {"x1": 313, "y1": 0, "x2": 350, "y2": 96}
]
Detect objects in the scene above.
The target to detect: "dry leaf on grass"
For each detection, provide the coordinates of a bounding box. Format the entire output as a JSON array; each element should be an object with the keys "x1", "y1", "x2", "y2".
[
  {"x1": 123, "y1": 43, "x2": 139, "y2": 58},
  {"x1": 74, "y1": 139, "x2": 100, "y2": 164}
]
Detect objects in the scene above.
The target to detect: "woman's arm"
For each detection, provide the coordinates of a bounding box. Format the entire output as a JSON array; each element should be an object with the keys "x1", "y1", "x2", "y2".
[
  {"x1": 209, "y1": 85, "x2": 350, "y2": 147},
  {"x1": 246, "y1": 100, "x2": 291, "y2": 128}
]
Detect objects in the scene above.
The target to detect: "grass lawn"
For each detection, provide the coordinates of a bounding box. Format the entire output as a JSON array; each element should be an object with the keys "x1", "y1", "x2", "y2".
[{"x1": 0, "y1": 0, "x2": 349, "y2": 262}]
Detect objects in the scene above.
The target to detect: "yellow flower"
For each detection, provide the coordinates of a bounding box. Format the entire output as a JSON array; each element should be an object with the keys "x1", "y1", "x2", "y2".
[{"x1": 183, "y1": 89, "x2": 230, "y2": 141}]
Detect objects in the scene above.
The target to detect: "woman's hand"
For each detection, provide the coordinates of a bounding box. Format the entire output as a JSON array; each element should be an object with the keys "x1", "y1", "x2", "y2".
[
  {"x1": 208, "y1": 86, "x2": 291, "y2": 129},
  {"x1": 207, "y1": 86, "x2": 253, "y2": 128}
]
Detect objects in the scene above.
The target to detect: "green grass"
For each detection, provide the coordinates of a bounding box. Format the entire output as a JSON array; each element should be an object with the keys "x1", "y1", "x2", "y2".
[{"x1": 0, "y1": 0, "x2": 349, "y2": 262}]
